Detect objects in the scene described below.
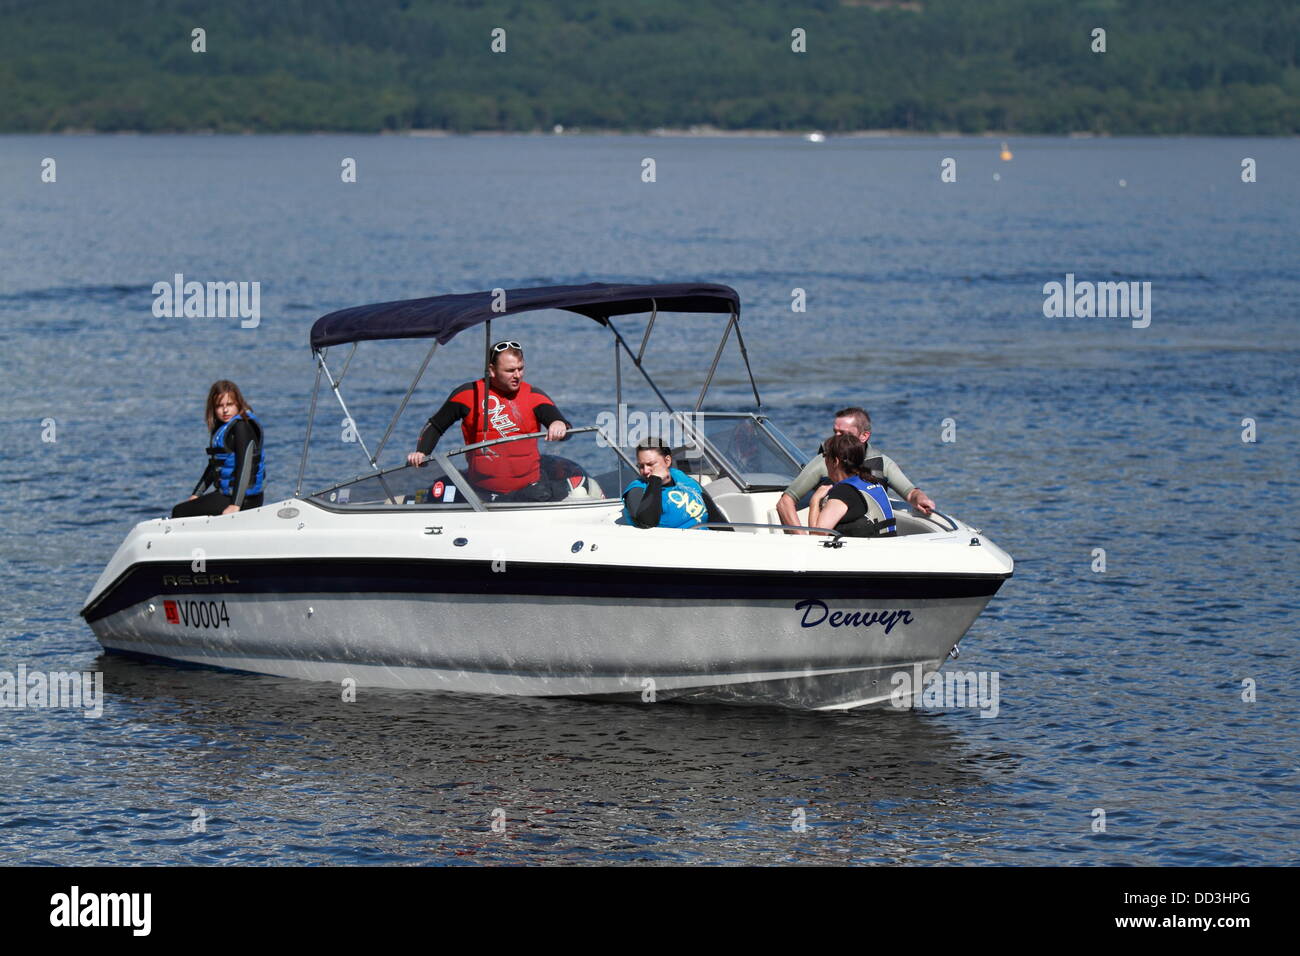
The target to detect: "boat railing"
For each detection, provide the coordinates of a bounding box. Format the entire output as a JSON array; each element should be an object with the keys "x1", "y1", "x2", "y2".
[
  {"x1": 690, "y1": 522, "x2": 843, "y2": 539},
  {"x1": 445, "y1": 424, "x2": 622, "y2": 459},
  {"x1": 917, "y1": 509, "x2": 960, "y2": 532}
]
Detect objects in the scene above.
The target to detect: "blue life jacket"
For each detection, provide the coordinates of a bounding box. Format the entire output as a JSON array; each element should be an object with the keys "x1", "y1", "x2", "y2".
[
  {"x1": 835, "y1": 475, "x2": 895, "y2": 537},
  {"x1": 209, "y1": 411, "x2": 265, "y2": 496},
  {"x1": 623, "y1": 467, "x2": 708, "y2": 529}
]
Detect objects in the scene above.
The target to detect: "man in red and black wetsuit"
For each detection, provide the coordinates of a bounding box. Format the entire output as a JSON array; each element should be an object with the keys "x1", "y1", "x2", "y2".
[{"x1": 405, "y1": 341, "x2": 571, "y2": 499}]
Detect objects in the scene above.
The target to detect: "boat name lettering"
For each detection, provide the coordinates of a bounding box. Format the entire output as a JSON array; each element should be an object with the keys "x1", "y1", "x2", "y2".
[
  {"x1": 162, "y1": 573, "x2": 240, "y2": 587},
  {"x1": 794, "y1": 600, "x2": 914, "y2": 634}
]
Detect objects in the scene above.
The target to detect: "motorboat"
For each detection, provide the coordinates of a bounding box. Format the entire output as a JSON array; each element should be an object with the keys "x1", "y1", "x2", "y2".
[{"x1": 81, "y1": 283, "x2": 1013, "y2": 710}]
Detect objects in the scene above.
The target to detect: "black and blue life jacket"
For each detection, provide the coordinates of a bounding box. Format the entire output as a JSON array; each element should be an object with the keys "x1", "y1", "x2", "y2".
[
  {"x1": 208, "y1": 411, "x2": 265, "y2": 496},
  {"x1": 834, "y1": 474, "x2": 896, "y2": 537}
]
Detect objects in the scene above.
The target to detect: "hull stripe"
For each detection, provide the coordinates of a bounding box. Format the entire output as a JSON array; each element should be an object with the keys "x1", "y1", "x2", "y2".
[{"x1": 82, "y1": 557, "x2": 1010, "y2": 623}]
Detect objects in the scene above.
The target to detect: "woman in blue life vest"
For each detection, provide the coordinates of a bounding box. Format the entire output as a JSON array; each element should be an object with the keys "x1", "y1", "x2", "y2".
[
  {"x1": 171, "y1": 380, "x2": 266, "y2": 518},
  {"x1": 808, "y1": 433, "x2": 897, "y2": 538},
  {"x1": 622, "y1": 438, "x2": 727, "y2": 529}
]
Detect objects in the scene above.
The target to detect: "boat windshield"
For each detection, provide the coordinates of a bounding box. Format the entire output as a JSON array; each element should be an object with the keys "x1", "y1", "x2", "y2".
[
  {"x1": 306, "y1": 419, "x2": 801, "y2": 509},
  {"x1": 677, "y1": 413, "x2": 805, "y2": 490},
  {"x1": 308, "y1": 425, "x2": 644, "y2": 510},
  {"x1": 308, "y1": 459, "x2": 480, "y2": 510}
]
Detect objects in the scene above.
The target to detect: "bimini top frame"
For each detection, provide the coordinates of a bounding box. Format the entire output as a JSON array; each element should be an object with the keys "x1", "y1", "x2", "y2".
[
  {"x1": 296, "y1": 282, "x2": 762, "y2": 495},
  {"x1": 309, "y1": 282, "x2": 741, "y2": 348}
]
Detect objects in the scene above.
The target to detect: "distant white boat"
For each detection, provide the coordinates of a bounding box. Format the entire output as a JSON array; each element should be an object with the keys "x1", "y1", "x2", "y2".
[{"x1": 805, "y1": 131, "x2": 826, "y2": 143}]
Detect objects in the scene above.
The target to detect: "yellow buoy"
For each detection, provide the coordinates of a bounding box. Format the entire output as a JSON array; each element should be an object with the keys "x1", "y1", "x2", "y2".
[{"x1": 999, "y1": 142, "x2": 1013, "y2": 161}]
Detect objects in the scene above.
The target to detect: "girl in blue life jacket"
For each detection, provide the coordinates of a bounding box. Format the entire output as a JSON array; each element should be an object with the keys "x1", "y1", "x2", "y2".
[
  {"x1": 622, "y1": 437, "x2": 727, "y2": 530},
  {"x1": 171, "y1": 380, "x2": 266, "y2": 519},
  {"x1": 807, "y1": 433, "x2": 897, "y2": 538}
]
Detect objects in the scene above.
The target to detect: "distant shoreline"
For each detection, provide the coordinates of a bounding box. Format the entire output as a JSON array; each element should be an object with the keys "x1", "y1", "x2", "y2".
[{"x1": 8, "y1": 128, "x2": 1295, "y2": 138}]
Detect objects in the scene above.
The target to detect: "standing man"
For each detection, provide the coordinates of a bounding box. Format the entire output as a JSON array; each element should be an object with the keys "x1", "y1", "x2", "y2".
[
  {"x1": 406, "y1": 341, "x2": 570, "y2": 498},
  {"x1": 776, "y1": 406, "x2": 935, "y2": 534}
]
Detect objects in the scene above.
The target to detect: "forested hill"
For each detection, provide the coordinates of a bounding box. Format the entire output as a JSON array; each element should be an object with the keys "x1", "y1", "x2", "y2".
[{"x1": 2, "y1": 0, "x2": 1295, "y2": 134}]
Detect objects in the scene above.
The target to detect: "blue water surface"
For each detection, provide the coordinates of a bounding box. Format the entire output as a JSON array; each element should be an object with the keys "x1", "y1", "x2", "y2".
[{"x1": 0, "y1": 134, "x2": 1297, "y2": 864}]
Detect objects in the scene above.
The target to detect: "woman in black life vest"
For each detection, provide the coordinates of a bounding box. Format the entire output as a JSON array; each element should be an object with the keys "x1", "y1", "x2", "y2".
[
  {"x1": 171, "y1": 380, "x2": 266, "y2": 519},
  {"x1": 808, "y1": 433, "x2": 897, "y2": 538}
]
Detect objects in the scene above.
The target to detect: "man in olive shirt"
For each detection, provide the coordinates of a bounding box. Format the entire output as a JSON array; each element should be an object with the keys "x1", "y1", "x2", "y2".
[{"x1": 776, "y1": 407, "x2": 935, "y2": 534}]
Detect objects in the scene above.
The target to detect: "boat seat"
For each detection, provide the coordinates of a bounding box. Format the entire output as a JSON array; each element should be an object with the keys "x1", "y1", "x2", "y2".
[{"x1": 564, "y1": 476, "x2": 604, "y2": 499}]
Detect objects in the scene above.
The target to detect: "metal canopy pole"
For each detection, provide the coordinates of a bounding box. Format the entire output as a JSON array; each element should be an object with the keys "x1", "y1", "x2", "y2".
[
  {"x1": 729, "y1": 307, "x2": 762, "y2": 410},
  {"x1": 613, "y1": 326, "x2": 624, "y2": 485},
  {"x1": 335, "y1": 342, "x2": 358, "y2": 386},
  {"x1": 614, "y1": 330, "x2": 622, "y2": 412},
  {"x1": 694, "y1": 313, "x2": 736, "y2": 412},
  {"x1": 374, "y1": 339, "x2": 439, "y2": 462},
  {"x1": 318, "y1": 351, "x2": 379, "y2": 471},
  {"x1": 636, "y1": 299, "x2": 657, "y2": 363},
  {"x1": 295, "y1": 349, "x2": 325, "y2": 496},
  {"x1": 607, "y1": 324, "x2": 675, "y2": 414},
  {"x1": 481, "y1": 321, "x2": 492, "y2": 445}
]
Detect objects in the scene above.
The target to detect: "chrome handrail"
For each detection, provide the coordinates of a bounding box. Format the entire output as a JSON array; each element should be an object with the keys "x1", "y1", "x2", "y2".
[
  {"x1": 446, "y1": 424, "x2": 599, "y2": 456},
  {"x1": 690, "y1": 522, "x2": 842, "y2": 537},
  {"x1": 920, "y1": 509, "x2": 960, "y2": 532}
]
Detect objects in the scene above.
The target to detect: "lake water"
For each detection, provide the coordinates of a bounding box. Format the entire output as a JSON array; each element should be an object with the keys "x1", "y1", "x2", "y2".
[{"x1": 1, "y1": 134, "x2": 1297, "y2": 864}]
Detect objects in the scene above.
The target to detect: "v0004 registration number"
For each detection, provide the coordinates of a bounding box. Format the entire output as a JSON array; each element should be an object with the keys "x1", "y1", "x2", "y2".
[{"x1": 163, "y1": 599, "x2": 230, "y2": 628}]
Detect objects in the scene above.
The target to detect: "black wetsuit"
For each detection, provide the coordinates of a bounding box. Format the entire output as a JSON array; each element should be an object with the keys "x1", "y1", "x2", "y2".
[{"x1": 171, "y1": 418, "x2": 264, "y2": 518}]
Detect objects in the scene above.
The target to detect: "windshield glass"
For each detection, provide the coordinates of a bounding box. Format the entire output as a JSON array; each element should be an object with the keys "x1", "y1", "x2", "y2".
[
  {"x1": 309, "y1": 426, "x2": 638, "y2": 509},
  {"x1": 444, "y1": 425, "x2": 637, "y2": 506},
  {"x1": 760, "y1": 417, "x2": 811, "y2": 466},
  {"x1": 309, "y1": 460, "x2": 478, "y2": 509},
  {"x1": 306, "y1": 419, "x2": 800, "y2": 508},
  {"x1": 682, "y1": 414, "x2": 803, "y2": 489}
]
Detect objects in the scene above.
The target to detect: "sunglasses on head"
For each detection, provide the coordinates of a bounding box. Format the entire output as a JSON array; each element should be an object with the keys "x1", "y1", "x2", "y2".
[{"x1": 491, "y1": 341, "x2": 522, "y2": 353}]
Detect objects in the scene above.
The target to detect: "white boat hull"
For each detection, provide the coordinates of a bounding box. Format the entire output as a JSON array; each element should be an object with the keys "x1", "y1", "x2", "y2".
[
  {"x1": 83, "y1": 498, "x2": 1012, "y2": 710},
  {"x1": 86, "y1": 592, "x2": 994, "y2": 710}
]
